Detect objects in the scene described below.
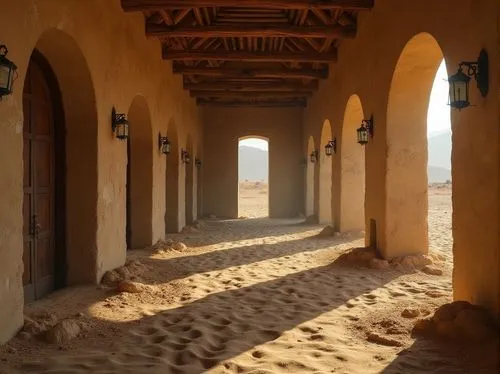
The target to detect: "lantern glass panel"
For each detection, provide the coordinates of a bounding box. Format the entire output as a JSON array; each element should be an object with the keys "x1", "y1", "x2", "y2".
[
  {"x1": 0, "y1": 64, "x2": 10, "y2": 91},
  {"x1": 116, "y1": 123, "x2": 128, "y2": 140},
  {"x1": 162, "y1": 142, "x2": 170, "y2": 154},
  {"x1": 357, "y1": 127, "x2": 368, "y2": 145},
  {"x1": 325, "y1": 143, "x2": 333, "y2": 156}
]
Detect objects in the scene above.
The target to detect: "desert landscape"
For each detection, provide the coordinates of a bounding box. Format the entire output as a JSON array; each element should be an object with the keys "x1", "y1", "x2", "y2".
[{"x1": 0, "y1": 182, "x2": 498, "y2": 374}]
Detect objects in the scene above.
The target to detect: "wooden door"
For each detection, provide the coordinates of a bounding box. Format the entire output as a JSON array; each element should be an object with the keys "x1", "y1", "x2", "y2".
[{"x1": 23, "y1": 58, "x2": 56, "y2": 302}]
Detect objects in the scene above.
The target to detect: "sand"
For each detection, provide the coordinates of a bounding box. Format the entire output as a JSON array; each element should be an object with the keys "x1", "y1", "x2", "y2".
[{"x1": 0, "y1": 183, "x2": 498, "y2": 373}]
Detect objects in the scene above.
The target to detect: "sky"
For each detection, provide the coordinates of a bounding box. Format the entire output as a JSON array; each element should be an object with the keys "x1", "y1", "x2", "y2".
[{"x1": 240, "y1": 60, "x2": 450, "y2": 150}]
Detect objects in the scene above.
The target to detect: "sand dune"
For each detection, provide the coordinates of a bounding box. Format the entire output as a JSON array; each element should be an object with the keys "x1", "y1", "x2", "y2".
[{"x1": 0, "y1": 184, "x2": 497, "y2": 373}]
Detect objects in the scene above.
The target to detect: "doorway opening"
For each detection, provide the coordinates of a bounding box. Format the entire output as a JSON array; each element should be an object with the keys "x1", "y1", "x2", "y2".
[
  {"x1": 386, "y1": 32, "x2": 452, "y2": 263},
  {"x1": 22, "y1": 51, "x2": 66, "y2": 302},
  {"x1": 238, "y1": 137, "x2": 269, "y2": 218},
  {"x1": 427, "y1": 60, "x2": 452, "y2": 264}
]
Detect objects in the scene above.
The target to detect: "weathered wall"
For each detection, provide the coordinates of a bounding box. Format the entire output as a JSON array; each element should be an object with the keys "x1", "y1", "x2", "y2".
[
  {"x1": 303, "y1": 0, "x2": 500, "y2": 317},
  {"x1": 0, "y1": 0, "x2": 202, "y2": 343},
  {"x1": 203, "y1": 107, "x2": 303, "y2": 218}
]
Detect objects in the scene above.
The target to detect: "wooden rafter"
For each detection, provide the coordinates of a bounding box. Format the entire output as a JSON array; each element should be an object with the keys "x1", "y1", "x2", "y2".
[
  {"x1": 163, "y1": 49, "x2": 338, "y2": 63},
  {"x1": 121, "y1": 0, "x2": 371, "y2": 106},
  {"x1": 147, "y1": 24, "x2": 355, "y2": 39},
  {"x1": 122, "y1": 0, "x2": 374, "y2": 11}
]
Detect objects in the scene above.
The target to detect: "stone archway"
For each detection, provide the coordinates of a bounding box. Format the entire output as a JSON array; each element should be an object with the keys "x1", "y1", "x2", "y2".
[
  {"x1": 306, "y1": 136, "x2": 316, "y2": 217},
  {"x1": 185, "y1": 135, "x2": 195, "y2": 226},
  {"x1": 319, "y1": 120, "x2": 333, "y2": 224},
  {"x1": 340, "y1": 95, "x2": 365, "y2": 233},
  {"x1": 29, "y1": 29, "x2": 98, "y2": 286},
  {"x1": 165, "y1": 121, "x2": 180, "y2": 233},
  {"x1": 385, "y1": 32, "x2": 445, "y2": 258},
  {"x1": 126, "y1": 96, "x2": 153, "y2": 249}
]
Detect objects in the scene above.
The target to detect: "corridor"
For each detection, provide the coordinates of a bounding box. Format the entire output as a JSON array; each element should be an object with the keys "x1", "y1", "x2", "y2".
[{"x1": 1, "y1": 191, "x2": 496, "y2": 373}]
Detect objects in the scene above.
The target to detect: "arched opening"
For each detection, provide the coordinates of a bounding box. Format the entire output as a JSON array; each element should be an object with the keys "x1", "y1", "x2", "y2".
[
  {"x1": 319, "y1": 120, "x2": 333, "y2": 224},
  {"x1": 386, "y1": 32, "x2": 448, "y2": 259},
  {"x1": 126, "y1": 96, "x2": 153, "y2": 249},
  {"x1": 306, "y1": 136, "x2": 316, "y2": 218},
  {"x1": 185, "y1": 135, "x2": 195, "y2": 226},
  {"x1": 340, "y1": 95, "x2": 365, "y2": 233},
  {"x1": 165, "y1": 122, "x2": 180, "y2": 233},
  {"x1": 238, "y1": 137, "x2": 269, "y2": 218},
  {"x1": 22, "y1": 30, "x2": 98, "y2": 302}
]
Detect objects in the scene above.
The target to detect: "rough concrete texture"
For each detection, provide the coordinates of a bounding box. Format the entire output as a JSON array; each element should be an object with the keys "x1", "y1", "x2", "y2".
[
  {"x1": 302, "y1": 0, "x2": 500, "y2": 318},
  {"x1": 203, "y1": 107, "x2": 304, "y2": 218},
  {"x1": 0, "y1": 0, "x2": 202, "y2": 343}
]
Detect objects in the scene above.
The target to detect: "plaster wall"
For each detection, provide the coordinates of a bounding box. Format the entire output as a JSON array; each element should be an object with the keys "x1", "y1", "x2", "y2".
[
  {"x1": 0, "y1": 0, "x2": 202, "y2": 343},
  {"x1": 203, "y1": 107, "x2": 303, "y2": 218},
  {"x1": 303, "y1": 0, "x2": 500, "y2": 317}
]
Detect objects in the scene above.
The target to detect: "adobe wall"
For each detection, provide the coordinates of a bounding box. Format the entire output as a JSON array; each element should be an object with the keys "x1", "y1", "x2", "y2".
[
  {"x1": 203, "y1": 107, "x2": 304, "y2": 218},
  {"x1": 303, "y1": 0, "x2": 500, "y2": 317},
  {"x1": 0, "y1": 0, "x2": 202, "y2": 343}
]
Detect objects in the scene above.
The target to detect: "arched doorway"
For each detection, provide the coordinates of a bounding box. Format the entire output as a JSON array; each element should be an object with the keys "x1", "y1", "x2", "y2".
[
  {"x1": 23, "y1": 29, "x2": 98, "y2": 301},
  {"x1": 126, "y1": 96, "x2": 153, "y2": 249},
  {"x1": 319, "y1": 120, "x2": 333, "y2": 224},
  {"x1": 306, "y1": 136, "x2": 316, "y2": 218},
  {"x1": 165, "y1": 122, "x2": 179, "y2": 233},
  {"x1": 185, "y1": 135, "x2": 195, "y2": 226},
  {"x1": 385, "y1": 32, "x2": 446, "y2": 258},
  {"x1": 340, "y1": 95, "x2": 365, "y2": 233},
  {"x1": 238, "y1": 137, "x2": 269, "y2": 218}
]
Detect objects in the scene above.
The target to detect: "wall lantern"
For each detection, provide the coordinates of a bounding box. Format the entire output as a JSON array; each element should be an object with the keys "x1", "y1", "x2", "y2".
[
  {"x1": 158, "y1": 133, "x2": 171, "y2": 155},
  {"x1": 195, "y1": 158, "x2": 202, "y2": 168},
  {"x1": 325, "y1": 138, "x2": 337, "y2": 156},
  {"x1": 357, "y1": 116, "x2": 374, "y2": 146},
  {"x1": 111, "y1": 107, "x2": 129, "y2": 140},
  {"x1": 0, "y1": 45, "x2": 18, "y2": 99},
  {"x1": 310, "y1": 149, "x2": 319, "y2": 163},
  {"x1": 448, "y1": 49, "x2": 489, "y2": 110},
  {"x1": 181, "y1": 149, "x2": 191, "y2": 164}
]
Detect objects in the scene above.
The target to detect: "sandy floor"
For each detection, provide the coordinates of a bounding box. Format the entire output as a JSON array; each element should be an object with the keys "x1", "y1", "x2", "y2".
[
  {"x1": 239, "y1": 181, "x2": 269, "y2": 218},
  {"x1": 0, "y1": 184, "x2": 498, "y2": 373}
]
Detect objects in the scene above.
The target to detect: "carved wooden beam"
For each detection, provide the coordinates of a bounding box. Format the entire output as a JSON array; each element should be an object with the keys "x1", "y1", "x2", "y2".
[
  {"x1": 190, "y1": 90, "x2": 313, "y2": 98},
  {"x1": 173, "y1": 65, "x2": 328, "y2": 79},
  {"x1": 184, "y1": 80, "x2": 319, "y2": 91},
  {"x1": 197, "y1": 98, "x2": 307, "y2": 107},
  {"x1": 148, "y1": 24, "x2": 356, "y2": 39},
  {"x1": 122, "y1": 0, "x2": 374, "y2": 11},
  {"x1": 164, "y1": 49, "x2": 337, "y2": 62}
]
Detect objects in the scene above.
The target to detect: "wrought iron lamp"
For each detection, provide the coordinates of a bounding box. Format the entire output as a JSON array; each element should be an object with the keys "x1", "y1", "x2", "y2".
[
  {"x1": 158, "y1": 133, "x2": 171, "y2": 155},
  {"x1": 0, "y1": 44, "x2": 17, "y2": 99},
  {"x1": 357, "y1": 116, "x2": 374, "y2": 146},
  {"x1": 448, "y1": 49, "x2": 489, "y2": 110},
  {"x1": 181, "y1": 149, "x2": 191, "y2": 164},
  {"x1": 111, "y1": 108, "x2": 129, "y2": 140},
  {"x1": 310, "y1": 149, "x2": 319, "y2": 163},
  {"x1": 325, "y1": 138, "x2": 337, "y2": 156}
]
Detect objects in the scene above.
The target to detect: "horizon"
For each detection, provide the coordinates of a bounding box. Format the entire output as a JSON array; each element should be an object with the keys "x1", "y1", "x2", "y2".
[{"x1": 241, "y1": 60, "x2": 451, "y2": 152}]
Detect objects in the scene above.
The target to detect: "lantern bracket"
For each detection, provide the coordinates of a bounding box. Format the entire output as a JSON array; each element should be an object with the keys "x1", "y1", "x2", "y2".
[{"x1": 458, "y1": 49, "x2": 489, "y2": 97}]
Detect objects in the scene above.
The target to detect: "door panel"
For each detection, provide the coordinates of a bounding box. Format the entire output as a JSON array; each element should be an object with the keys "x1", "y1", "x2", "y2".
[{"x1": 23, "y1": 57, "x2": 56, "y2": 302}]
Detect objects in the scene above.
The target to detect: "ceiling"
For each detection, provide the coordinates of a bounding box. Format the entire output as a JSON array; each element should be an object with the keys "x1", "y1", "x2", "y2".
[{"x1": 121, "y1": 0, "x2": 374, "y2": 107}]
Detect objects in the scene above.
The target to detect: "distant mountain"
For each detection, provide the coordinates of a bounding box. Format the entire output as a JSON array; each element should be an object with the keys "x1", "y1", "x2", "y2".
[
  {"x1": 239, "y1": 132, "x2": 452, "y2": 183},
  {"x1": 428, "y1": 165, "x2": 451, "y2": 184},
  {"x1": 428, "y1": 130, "x2": 452, "y2": 170},
  {"x1": 239, "y1": 146, "x2": 268, "y2": 181}
]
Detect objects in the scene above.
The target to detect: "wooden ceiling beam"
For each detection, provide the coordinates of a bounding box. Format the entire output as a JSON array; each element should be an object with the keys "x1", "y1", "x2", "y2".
[
  {"x1": 173, "y1": 65, "x2": 328, "y2": 79},
  {"x1": 184, "y1": 80, "x2": 319, "y2": 91},
  {"x1": 190, "y1": 91, "x2": 313, "y2": 98},
  {"x1": 147, "y1": 24, "x2": 355, "y2": 39},
  {"x1": 197, "y1": 98, "x2": 307, "y2": 107},
  {"x1": 163, "y1": 49, "x2": 337, "y2": 62},
  {"x1": 122, "y1": 0, "x2": 374, "y2": 11}
]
